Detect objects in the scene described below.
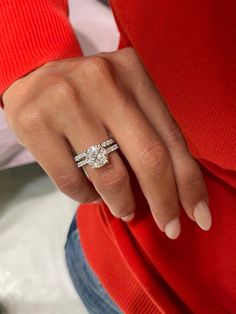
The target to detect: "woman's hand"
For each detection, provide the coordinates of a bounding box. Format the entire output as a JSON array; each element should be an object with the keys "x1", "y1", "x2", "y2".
[{"x1": 2, "y1": 47, "x2": 212, "y2": 239}]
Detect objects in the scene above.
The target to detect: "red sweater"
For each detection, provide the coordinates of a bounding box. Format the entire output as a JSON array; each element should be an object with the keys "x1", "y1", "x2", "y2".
[{"x1": 1, "y1": 1, "x2": 236, "y2": 313}]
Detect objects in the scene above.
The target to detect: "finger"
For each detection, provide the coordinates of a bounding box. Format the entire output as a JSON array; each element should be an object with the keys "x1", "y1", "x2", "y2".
[
  {"x1": 63, "y1": 109, "x2": 136, "y2": 221},
  {"x1": 22, "y1": 128, "x2": 100, "y2": 203},
  {"x1": 127, "y1": 67, "x2": 211, "y2": 230},
  {"x1": 98, "y1": 94, "x2": 181, "y2": 238},
  {"x1": 104, "y1": 48, "x2": 211, "y2": 231}
]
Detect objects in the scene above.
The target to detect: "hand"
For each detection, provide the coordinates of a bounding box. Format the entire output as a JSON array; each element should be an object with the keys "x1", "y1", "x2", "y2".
[{"x1": 2, "y1": 47, "x2": 212, "y2": 239}]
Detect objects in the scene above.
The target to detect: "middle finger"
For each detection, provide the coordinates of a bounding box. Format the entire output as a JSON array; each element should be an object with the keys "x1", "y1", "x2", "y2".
[{"x1": 100, "y1": 96, "x2": 181, "y2": 238}]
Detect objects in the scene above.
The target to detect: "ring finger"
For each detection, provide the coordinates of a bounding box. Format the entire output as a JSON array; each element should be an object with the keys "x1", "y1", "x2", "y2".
[{"x1": 64, "y1": 109, "x2": 136, "y2": 221}]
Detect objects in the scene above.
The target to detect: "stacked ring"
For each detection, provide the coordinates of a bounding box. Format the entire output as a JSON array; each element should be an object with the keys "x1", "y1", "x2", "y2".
[{"x1": 74, "y1": 138, "x2": 119, "y2": 169}]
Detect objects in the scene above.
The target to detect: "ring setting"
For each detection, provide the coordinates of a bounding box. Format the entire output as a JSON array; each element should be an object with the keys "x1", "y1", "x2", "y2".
[{"x1": 74, "y1": 139, "x2": 119, "y2": 169}]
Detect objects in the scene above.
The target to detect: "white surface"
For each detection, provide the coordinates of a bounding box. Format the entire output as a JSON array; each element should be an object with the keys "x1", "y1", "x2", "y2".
[
  {"x1": 0, "y1": 164, "x2": 87, "y2": 314},
  {"x1": 0, "y1": 0, "x2": 119, "y2": 313},
  {"x1": 0, "y1": 111, "x2": 34, "y2": 171},
  {"x1": 70, "y1": 0, "x2": 119, "y2": 55}
]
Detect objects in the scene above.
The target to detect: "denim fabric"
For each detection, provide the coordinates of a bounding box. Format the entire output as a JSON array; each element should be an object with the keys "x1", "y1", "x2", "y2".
[{"x1": 65, "y1": 216, "x2": 122, "y2": 314}]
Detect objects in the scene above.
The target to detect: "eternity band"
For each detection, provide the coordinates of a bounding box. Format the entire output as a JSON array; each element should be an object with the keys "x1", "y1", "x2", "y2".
[{"x1": 74, "y1": 138, "x2": 119, "y2": 169}]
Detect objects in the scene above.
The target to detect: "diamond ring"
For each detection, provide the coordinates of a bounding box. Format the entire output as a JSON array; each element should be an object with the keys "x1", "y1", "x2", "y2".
[{"x1": 74, "y1": 138, "x2": 119, "y2": 169}]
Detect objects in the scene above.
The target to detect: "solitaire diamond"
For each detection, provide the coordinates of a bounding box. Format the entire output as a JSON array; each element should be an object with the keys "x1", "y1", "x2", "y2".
[
  {"x1": 74, "y1": 138, "x2": 119, "y2": 169},
  {"x1": 85, "y1": 144, "x2": 108, "y2": 168}
]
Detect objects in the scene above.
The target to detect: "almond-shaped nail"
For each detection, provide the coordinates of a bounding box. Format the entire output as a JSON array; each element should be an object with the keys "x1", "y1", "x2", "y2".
[
  {"x1": 193, "y1": 201, "x2": 212, "y2": 231},
  {"x1": 121, "y1": 212, "x2": 135, "y2": 222},
  {"x1": 164, "y1": 217, "x2": 181, "y2": 240}
]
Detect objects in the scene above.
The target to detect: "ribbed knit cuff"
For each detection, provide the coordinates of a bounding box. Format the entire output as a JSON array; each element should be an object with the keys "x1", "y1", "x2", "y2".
[{"x1": 0, "y1": 0, "x2": 83, "y2": 104}]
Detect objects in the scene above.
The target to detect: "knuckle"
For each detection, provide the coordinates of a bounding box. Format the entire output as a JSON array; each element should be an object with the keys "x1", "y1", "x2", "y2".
[
  {"x1": 182, "y1": 173, "x2": 203, "y2": 189},
  {"x1": 120, "y1": 48, "x2": 139, "y2": 72},
  {"x1": 165, "y1": 124, "x2": 186, "y2": 151},
  {"x1": 139, "y1": 143, "x2": 170, "y2": 173},
  {"x1": 125, "y1": 47, "x2": 136, "y2": 55},
  {"x1": 83, "y1": 56, "x2": 111, "y2": 78},
  {"x1": 122, "y1": 47, "x2": 138, "y2": 60},
  {"x1": 97, "y1": 166, "x2": 128, "y2": 191},
  {"x1": 121, "y1": 47, "x2": 143, "y2": 74},
  {"x1": 155, "y1": 201, "x2": 179, "y2": 216},
  {"x1": 52, "y1": 78, "x2": 76, "y2": 101},
  {"x1": 56, "y1": 174, "x2": 84, "y2": 195}
]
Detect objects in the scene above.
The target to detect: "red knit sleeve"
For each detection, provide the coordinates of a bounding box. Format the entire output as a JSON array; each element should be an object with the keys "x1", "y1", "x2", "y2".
[{"x1": 0, "y1": 0, "x2": 83, "y2": 104}]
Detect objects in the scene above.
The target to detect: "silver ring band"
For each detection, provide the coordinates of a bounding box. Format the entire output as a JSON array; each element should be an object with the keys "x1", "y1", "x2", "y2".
[{"x1": 74, "y1": 138, "x2": 119, "y2": 169}]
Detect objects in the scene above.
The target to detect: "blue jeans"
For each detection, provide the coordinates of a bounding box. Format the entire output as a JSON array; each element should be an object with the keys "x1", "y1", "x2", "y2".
[{"x1": 65, "y1": 216, "x2": 122, "y2": 314}]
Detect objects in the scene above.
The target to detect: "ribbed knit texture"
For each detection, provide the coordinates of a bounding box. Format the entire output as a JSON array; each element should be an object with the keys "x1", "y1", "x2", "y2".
[
  {"x1": 78, "y1": 157, "x2": 236, "y2": 313},
  {"x1": 0, "y1": 0, "x2": 236, "y2": 313},
  {"x1": 0, "y1": 0, "x2": 82, "y2": 103},
  {"x1": 78, "y1": 1, "x2": 236, "y2": 313},
  {"x1": 110, "y1": 0, "x2": 236, "y2": 173},
  {"x1": 77, "y1": 204, "x2": 165, "y2": 314}
]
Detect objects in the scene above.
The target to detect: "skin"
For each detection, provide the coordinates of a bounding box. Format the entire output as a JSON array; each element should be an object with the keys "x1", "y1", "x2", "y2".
[{"x1": 2, "y1": 47, "x2": 210, "y2": 239}]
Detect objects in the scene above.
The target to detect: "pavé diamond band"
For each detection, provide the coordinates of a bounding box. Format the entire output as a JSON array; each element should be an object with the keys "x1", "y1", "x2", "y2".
[{"x1": 74, "y1": 139, "x2": 119, "y2": 169}]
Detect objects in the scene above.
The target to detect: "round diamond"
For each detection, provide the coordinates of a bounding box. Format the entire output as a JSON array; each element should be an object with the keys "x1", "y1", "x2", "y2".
[{"x1": 85, "y1": 144, "x2": 108, "y2": 168}]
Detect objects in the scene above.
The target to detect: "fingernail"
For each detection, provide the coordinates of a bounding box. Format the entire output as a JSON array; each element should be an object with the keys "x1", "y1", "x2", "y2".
[
  {"x1": 164, "y1": 217, "x2": 181, "y2": 240},
  {"x1": 92, "y1": 197, "x2": 103, "y2": 204},
  {"x1": 121, "y1": 212, "x2": 135, "y2": 222},
  {"x1": 193, "y1": 200, "x2": 212, "y2": 231}
]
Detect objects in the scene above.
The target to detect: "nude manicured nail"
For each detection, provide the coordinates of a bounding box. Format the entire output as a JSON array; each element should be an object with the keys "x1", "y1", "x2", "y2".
[
  {"x1": 193, "y1": 201, "x2": 212, "y2": 231},
  {"x1": 121, "y1": 212, "x2": 135, "y2": 222},
  {"x1": 164, "y1": 217, "x2": 181, "y2": 240}
]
